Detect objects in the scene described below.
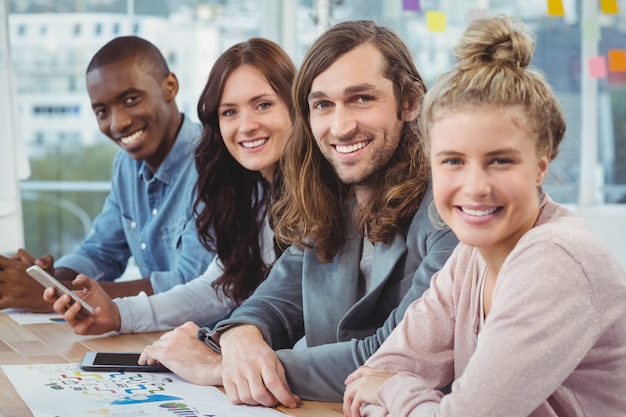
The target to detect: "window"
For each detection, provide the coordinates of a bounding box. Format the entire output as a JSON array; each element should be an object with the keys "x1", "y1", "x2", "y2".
[
  {"x1": 5, "y1": 0, "x2": 625, "y2": 267},
  {"x1": 32, "y1": 105, "x2": 80, "y2": 116}
]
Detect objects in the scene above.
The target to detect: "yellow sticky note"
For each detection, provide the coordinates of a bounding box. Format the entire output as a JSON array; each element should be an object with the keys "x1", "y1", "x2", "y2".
[
  {"x1": 547, "y1": 0, "x2": 565, "y2": 16},
  {"x1": 427, "y1": 11, "x2": 446, "y2": 32},
  {"x1": 600, "y1": 0, "x2": 619, "y2": 14},
  {"x1": 608, "y1": 49, "x2": 626, "y2": 72}
]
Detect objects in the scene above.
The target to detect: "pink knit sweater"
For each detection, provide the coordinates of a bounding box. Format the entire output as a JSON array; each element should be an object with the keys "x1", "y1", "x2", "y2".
[{"x1": 362, "y1": 195, "x2": 626, "y2": 416}]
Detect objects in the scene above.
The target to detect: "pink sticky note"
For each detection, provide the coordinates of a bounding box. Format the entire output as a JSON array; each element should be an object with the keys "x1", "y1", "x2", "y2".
[
  {"x1": 608, "y1": 49, "x2": 626, "y2": 72},
  {"x1": 547, "y1": 0, "x2": 565, "y2": 16},
  {"x1": 402, "y1": 0, "x2": 420, "y2": 12},
  {"x1": 588, "y1": 56, "x2": 607, "y2": 79},
  {"x1": 600, "y1": 0, "x2": 619, "y2": 14}
]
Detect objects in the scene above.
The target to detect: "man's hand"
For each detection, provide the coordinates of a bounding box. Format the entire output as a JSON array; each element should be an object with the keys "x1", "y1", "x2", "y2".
[
  {"x1": 139, "y1": 321, "x2": 222, "y2": 385},
  {"x1": 0, "y1": 253, "x2": 55, "y2": 312},
  {"x1": 343, "y1": 365, "x2": 395, "y2": 417},
  {"x1": 43, "y1": 274, "x2": 120, "y2": 335},
  {"x1": 219, "y1": 324, "x2": 300, "y2": 408},
  {"x1": 11, "y1": 249, "x2": 55, "y2": 274}
]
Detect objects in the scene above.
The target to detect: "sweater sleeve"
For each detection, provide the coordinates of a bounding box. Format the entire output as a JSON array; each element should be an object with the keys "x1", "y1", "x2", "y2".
[
  {"x1": 365, "y1": 237, "x2": 603, "y2": 417},
  {"x1": 115, "y1": 257, "x2": 237, "y2": 334}
]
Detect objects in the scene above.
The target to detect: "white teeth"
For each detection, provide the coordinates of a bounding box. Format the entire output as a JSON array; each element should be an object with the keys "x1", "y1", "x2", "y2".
[
  {"x1": 461, "y1": 207, "x2": 498, "y2": 216},
  {"x1": 336, "y1": 141, "x2": 369, "y2": 154},
  {"x1": 120, "y1": 130, "x2": 143, "y2": 145},
  {"x1": 241, "y1": 138, "x2": 268, "y2": 148}
]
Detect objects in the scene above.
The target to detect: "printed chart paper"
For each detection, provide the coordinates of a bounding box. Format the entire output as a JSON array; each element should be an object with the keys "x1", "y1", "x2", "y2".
[
  {"x1": 2, "y1": 308, "x2": 65, "y2": 325},
  {"x1": 2, "y1": 363, "x2": 287, "y2": 417}
]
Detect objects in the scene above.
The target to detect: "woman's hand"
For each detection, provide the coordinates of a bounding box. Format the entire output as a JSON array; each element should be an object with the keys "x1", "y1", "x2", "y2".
[
  {"x1": 343, "y1": 365, "x2": 396, "y2": 417},
  {"x1": 43, "y1": 274, "x2": 120, "y2": 335}
]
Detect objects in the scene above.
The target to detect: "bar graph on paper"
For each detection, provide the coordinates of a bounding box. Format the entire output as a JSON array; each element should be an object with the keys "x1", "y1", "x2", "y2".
[{"x1": 2, "y1": 363, "x2": 286, "y2": 417}]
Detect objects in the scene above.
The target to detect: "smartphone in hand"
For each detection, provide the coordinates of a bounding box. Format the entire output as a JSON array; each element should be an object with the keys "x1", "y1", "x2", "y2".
[
  {"x1": 80, "y1": 352, "x2": 170, "y2": 372},
  {"x1": 26, "y1": 265, "x2": 95, "y2": 317}
]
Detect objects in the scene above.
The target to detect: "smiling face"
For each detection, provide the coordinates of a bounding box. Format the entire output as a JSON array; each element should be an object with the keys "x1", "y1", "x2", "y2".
[
  {"x1": 430, "y1": 107, "x2": 549, "y2": 262},
  {"x1": 86, "y1": 57, "x2": 180, "y2": 172},
  {"x1": 218, "y1": 64, "x2": 291, "y2": 183},
  {"x1": 307, "y1": 43, "x2": 414, "y2": 200}
]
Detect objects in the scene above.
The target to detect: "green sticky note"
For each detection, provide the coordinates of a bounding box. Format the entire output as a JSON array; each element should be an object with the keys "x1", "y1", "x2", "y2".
[{"x1": 582, "y1": 20, "x2": 601, "y2": 42}]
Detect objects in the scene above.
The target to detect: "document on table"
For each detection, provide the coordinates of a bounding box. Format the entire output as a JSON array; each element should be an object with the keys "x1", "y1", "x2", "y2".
[
  {"x1": 2, "y1": 363, "x2": 287, "y2": 417},
  {"x1": 1, "y1": 308, "x2": 65, "y2": 325}
]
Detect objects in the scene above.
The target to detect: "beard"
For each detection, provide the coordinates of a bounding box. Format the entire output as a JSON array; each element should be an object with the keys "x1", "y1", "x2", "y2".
[{"x1": 326, "y1": 127, "x2": 402, "y2": 187}]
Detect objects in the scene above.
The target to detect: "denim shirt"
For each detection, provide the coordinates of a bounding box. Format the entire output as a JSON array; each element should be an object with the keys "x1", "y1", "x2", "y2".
[{"x1": 55, "y1": 114, "x2": 213, "y2": 293}]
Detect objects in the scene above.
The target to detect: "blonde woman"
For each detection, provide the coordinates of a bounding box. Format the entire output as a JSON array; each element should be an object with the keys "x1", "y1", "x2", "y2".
[{"x1": 344, "y1": 15, "x2": 626, "y2": 417}]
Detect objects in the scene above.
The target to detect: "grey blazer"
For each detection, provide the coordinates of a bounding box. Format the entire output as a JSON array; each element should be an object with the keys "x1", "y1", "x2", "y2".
[{"x1": 203, "y1": 187, "x2": 458, "y2": 401}]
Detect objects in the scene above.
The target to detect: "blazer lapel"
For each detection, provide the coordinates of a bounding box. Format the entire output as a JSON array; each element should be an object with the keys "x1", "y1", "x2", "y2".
[
  {"x1": 369, "y1": 231, "x2": 408, "y2": 292},
  {"x1": 344, "y1": 229, "x2": 408, "y2": 316}
]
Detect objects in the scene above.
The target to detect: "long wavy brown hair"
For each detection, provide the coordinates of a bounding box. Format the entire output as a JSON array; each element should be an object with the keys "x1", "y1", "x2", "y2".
[
  {"x1": 271, "y1": 21, "x2": 430, "y2": 263},
  {"x1": 194, "y1": 38, "x2": 295, "y2": 303}
]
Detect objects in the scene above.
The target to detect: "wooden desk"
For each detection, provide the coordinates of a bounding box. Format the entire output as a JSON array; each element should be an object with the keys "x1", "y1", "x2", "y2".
[{"x1": 0, "y1": 313, "x2": 342, "y2": 417}]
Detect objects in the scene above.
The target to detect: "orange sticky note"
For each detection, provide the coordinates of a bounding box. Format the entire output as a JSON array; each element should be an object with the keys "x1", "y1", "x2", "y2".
[
  {"x1": 588, "y1": 56, "x2": 607, "y2": 78},
  {"x1": 547, "y1": 0, "x2": 565, "y2": 16},
  {"x1": 600, "y1": 0, "x2": 619, "y2": 14},
  {"x1": 426, "y1": 11, "x2": 446, "y2": 32},
  {"x1": 608, "y1": 49, "x2": 626, "y2": 72}
]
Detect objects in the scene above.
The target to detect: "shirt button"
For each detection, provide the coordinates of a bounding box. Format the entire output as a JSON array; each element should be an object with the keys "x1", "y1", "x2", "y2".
[
  {"x1": 130, "y1": 221, "x2": 137, "y2": 229},
  {"x1": 141, "y1": 242, "x2": 147, "y2": 250},
  {"x1": 152, "y1": 208, "x2": 158, "y2": 216}
]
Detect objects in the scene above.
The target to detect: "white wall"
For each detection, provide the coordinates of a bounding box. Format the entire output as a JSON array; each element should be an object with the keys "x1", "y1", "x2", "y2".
[
  {"x1": 574, "y1": 205, "x2": 626, "y2": 272},
  {"x1": 0, "y1": 0, "x2": 29, "y2": 254}
]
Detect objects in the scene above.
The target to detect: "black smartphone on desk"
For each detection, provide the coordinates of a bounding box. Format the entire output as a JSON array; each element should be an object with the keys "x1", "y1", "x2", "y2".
[{"x1": 80, "y1": 352, "x2": 170, "y2": 372}]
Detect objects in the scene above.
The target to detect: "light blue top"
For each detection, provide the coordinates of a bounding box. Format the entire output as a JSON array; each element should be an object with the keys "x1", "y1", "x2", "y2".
[{"x1": 55, "y1": 114, "x2": 213, "y2": 293}]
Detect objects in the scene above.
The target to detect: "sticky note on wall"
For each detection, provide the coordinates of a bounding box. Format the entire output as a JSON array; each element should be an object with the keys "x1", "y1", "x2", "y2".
[
  {"x1": 427, "y1": 11, "x2": 446, "y2": 32},
  {"x1": 588, "y1": 56, "x2": 607, "y2": 78},
  {"x1": 582, "y1": 20, "x2": 601, "y2": 42},
  {"x1": 608, "y1": 50, "x2": 626, "y2": 72},
  {"x1": 600, "y1": 0, "x2": 619, "y2": 14},
  {"x1": 403, "y1": 0, "x2": 420, "y2": 12},
  {"x1": 547, "y1": 0, "x2": 565, "y2": 16}
]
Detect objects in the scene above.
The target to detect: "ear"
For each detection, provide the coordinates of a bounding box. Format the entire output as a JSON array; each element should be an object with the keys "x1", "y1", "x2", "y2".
[
  {"x1": 162, "y1": 72, "x2": 179, "y2": 101},
  {"x1": 536, "y1": 154, "x2": 550, "y2": 186},
  {"x1": 401, "y1": 81, "x2": 424, "y2": 123}
]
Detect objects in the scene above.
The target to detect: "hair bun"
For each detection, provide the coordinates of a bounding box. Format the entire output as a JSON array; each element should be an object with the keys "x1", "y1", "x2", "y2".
[{"x1": 454, "y1": 15, "x2": 535, "y2": 72}]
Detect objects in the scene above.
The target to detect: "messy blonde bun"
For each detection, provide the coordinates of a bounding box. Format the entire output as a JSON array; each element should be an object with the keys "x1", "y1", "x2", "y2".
[
  {"x1": 419, "y1": 15, "x2": 565, "y2": 162},
  {"x1": 454, "y1": 15, "x2": 534, "y2": 72}
]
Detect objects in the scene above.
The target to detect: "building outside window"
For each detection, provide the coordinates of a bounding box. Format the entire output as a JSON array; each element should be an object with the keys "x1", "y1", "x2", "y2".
[{"x1": 4, "y1": 0, "x2": 625, "y2": 266}]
